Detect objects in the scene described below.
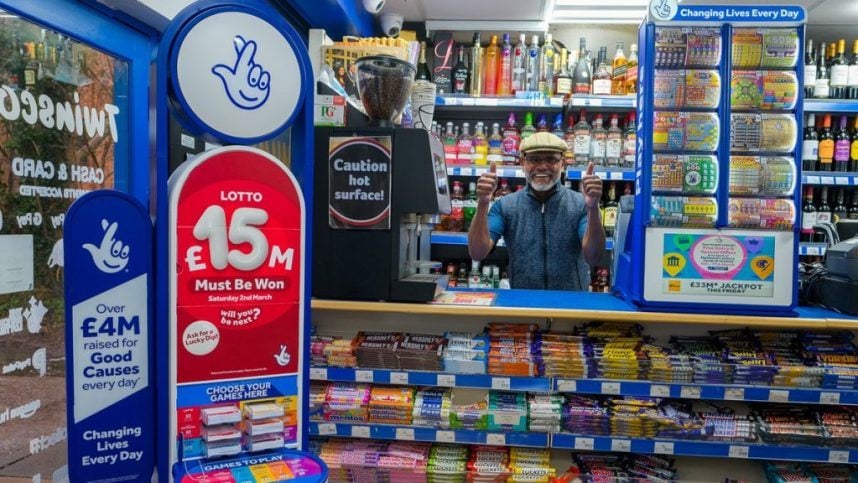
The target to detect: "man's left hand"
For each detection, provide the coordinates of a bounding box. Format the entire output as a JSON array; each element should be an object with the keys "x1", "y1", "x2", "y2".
[{"x1": 581, "y1": 161, "x2": 603, "y2": 210}]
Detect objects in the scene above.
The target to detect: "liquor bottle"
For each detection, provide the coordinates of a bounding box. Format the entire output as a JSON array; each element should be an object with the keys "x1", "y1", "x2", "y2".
[
  {"x1": 802, "y1": 113, "x2": 819, "y2": 171},
  {"x1": 498, "y1": 33, "x2": 513, "y2": 96},
  {"x1": 851, "y1": 115, "x2": 858, "y2": 171},
  {"x1": 521, "y1": 112, "x2": 537, "y2": 141},
  {"x1": 611, "y1": 42, "x2": 627, "y2": 96},
  {"x1": 539, "y1": 33, "x2": 555, "y2": 96},
  {"x1": 526, "y1": 35, "x2": 540, "y2": 92},
  {"x1": 818, "y1": 115, "x2": 835, "y2": 171},
  {"x1": 469, "y1": 33, "x2": 484, "y2": 97},
  {"x1": 554, "y1": 48, "x2": 573, "y2": 96},
  {"x1": 499, "y1": 270, "x2": 510, "y2": 289},
  {"x1": 573, "y1": 37, "x2": 591, "y2": 94},
  {"x1": 468, "y1": 260, "x2": 481, "y2": 288},
  {"x1": 804, "y1": 38, "x2": 816, "y2": 99},
  {"x1": 491, "y1": 266, "x2": 500, "y2": 289},
  {"x1": 452, "y1": 46, "x2": 469, "y2": 94},
  {"x1": 817, "y1": 186, "x2": 832, "y2": 226},
  {"x1": 606, "y1": 115, "x2": 622, "y2": 167},
  {"x1": 592, "y1": 49, "x2": 612, "y2": 96},
  {"x1": 450, "y1": 181, "x2": 465, "y2": 232},
  {"x1": 446, "y1": 263, "x2": 457, "y2": 287},
  {"x1": 502, "y1": 113, "x2": 520, "y2": 162},
  {"x1": 573, "y1": 110, "x2": 592, "y2": 167},
  {"x1": 495, "y1": 178, "x2": 512, "y2": 198},
  {"x1": 484, "y1": 35, "x2": 500, "y2": 96},
  {"x1": 833, "y1": 188, "x2": 849, "y2": 222},
  {"x1": 488, "y1": 122, "x2": 503, "y2": 164},
  {"x1": 457, "y1": 122, "x2": 474, "y2": 164},
  {"x1": 457, "y1": 263, "x2": 469, "y2": 286},
  {"x1": 512, "y1": 34, "x2": 527, "y2": 93},
  {"x1": 623, "y1": 112, "x2": 637, "y2": 168},
  {"x1": 36, "y1": 29, "x2": 46, "y2": 63},
  {"x1": 814, "y1": 43, "x2": 830, "y2": 99},
  {"x1": 801, "y1": 186, "x2": 817, "y2": 242},
  {"x1": 537, "y1": 113, "x2": 549, "y2": 133},
  {"x1": 849, "y1": 191, "x2": 858, "y2": 220},
  {"x1": 473, "y1": 122, "x2": 488, "y2": 166},
  {"x1": 443, "y1": 122, "x2": 458, "y2": 162},
  {"x1": 416, "y1": 41, "x2": 432, "y2": 82},
  {"x1": 835, "y1": 115, "x2": 851, "y2": 171},
  {"x1": 24, "y1": 41, "x2": 38, "y2": 89},
  {"x1": 830, "y1": 39, "x2": 849, "y2": 99},
  {"x1": 590, "y1": 114, "x2": 607, "y2": 166},
  {"x1": 625, "y1": 43, "x2": 638, "y2": 95},
  {"x1": 829, "y1": 42, "x2": 837, "y2": 67},
  {"x1": 479, "y1": 265, "x2": 492, "y2": 288},
  {"x1": 463, "y1": 182, "x2": 478, "y2": 230},
  {"x1": 603, "y1": 182, "x2": 619, "y2": 236},
  {"x1": 848, "y1": 39, "x2": 858, "y2": 100},
  {"x1": 551, "y1": 113, "x2": 564, "y2": 139},
  {"x1": 564, "y1": 112, "x2": 576, "y2": 164}
]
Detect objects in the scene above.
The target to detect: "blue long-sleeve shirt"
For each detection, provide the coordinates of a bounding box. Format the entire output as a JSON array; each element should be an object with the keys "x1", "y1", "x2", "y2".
[{"x1": 488, "y1": 185, "x2": 590, "y2": 291}]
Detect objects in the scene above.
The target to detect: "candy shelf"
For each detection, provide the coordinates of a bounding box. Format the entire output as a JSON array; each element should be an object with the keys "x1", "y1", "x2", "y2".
[
  {"x1": 553, "y1": 378, "x2": 856, "y2": 405},
  {"x1": 430, "y1": 232, "x2": 613, "y2": 251},
  {"x1": 309, "y1": 367, "x2": 858, "y2": 405},
  {"x1": 801, "y1": 172, "x2": 858, "y2": 186},
  {"x1": 310, "y1": 366, "x2": 551, "y2": 392},
  {"x1": 549, "y1": 434, "x2": 855, "y2": 464},
  {"x1": 803, "y1": 99, "x2": 858, "y2": 113},
  {"x1": 309, "y1": 422, "x2": 550, "y2": 448}
]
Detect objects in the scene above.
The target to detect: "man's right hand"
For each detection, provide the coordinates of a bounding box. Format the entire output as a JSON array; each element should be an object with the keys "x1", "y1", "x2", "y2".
[{"x1": 476, "y1": 162, "x2": 498, "y2": 204}]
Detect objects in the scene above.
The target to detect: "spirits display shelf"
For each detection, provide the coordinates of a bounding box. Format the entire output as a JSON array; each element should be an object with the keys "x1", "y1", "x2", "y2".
[
  {"x1": 801, "y1": 172, "x2": 858, "y2": 186},
  {"x1": 435, "y1": 94, "x2": 566, "y2": 108},
  {"x1": 549, "y1": 434, "x2": 856, "y2": 464},
  {"x1": 445, "y1": 166, "x2": 635, "y2": 181},
  {"x1": 310, "y1": 367, "x2": 858, "y2": 405},
  {"x1": 312, "y1": 290, "x2": 857, "y2": 328},
  {"x1": 309, "y1": 422, "x2": 550, "y2": 448},
  {"x1": 429, "y1": 232, "x2": 614, "y2": 251}
]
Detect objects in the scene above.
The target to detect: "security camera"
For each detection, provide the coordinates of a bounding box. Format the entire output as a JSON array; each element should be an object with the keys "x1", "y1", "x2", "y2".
[
  {"x1": 380, "y1": 13, "x2": 403, "y2": 38},
  {"x1": 363, "y1": 0, "x2": 385, "y2": 14}
]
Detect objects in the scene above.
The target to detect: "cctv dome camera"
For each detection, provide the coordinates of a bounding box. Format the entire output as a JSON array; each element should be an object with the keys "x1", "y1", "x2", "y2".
[
  {"x1": 363, "y1": 0, "x2": 386, "y2": 14},
  {"x1": 380, "y1": 13, "x2": 404, "y2": 38}
]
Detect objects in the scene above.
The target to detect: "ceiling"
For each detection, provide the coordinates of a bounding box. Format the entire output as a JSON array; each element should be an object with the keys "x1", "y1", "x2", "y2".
[{"x1": 382, "y1": 0, "x2": 858, "y2": 26}]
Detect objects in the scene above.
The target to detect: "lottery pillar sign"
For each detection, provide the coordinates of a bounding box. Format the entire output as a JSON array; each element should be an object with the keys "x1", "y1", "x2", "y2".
[
  {"x1": 169, "y1": 146, "x2": 305, "y2": 468},
  {"x1": 64, "y1": 191, "x2": 155, "y2": 482}
]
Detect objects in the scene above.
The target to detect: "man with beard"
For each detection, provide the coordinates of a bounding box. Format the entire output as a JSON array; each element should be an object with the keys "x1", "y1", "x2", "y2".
[{"x1": 467, "y1": 132, "x2": 605, "y2": 290}]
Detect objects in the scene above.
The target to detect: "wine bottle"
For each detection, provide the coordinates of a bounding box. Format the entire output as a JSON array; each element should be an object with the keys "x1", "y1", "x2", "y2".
[
  {"x1": 830, "y1": 39, "x2": 849, "y2": 99},
  {"x1": 416, "y1": 41, "x2": 432, "y2": 82},
  {"x1": 833, "y1": 188, "x2": 848, "y2": 222},
  {"x1": 452, "y1": 46, "x2": 469, "y2": 94},
  {"x1": 573, "y1": 37, "x2": 591, "y2": 94},
  {"x1": 848, "y1": 39, "x2": 858, "y2": 100},
  {"x1": 802, "y1": 113, "x2": 819, "y2": 172},
  {"x1": 835, "y1": 115, "x2": 850, "y2": 172},
  {"x1": 849, "y1": 190, "x2": 858, "y2": 220},
  {"x1": 804, "y1": 38, "x2": 817, "y2": 99},
  {"x1": 851, "y1": 114, "x2": 858, "y2": 172},
  {"x1": 817, "y1": 186, "x2": 832, "y2": 225},
  {"x1": 818, "y1": 114, "x2": 834, "y2": 171},
  {"x1": 801, "y1": 186, "x2": 817, "y2": 242},
  {"x1": 814, "y1": 43, "x2": 830, "y2": 99}
]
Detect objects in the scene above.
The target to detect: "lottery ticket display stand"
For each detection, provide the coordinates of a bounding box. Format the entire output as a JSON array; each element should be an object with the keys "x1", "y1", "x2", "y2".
[{"x1": 615, "y1": 2, "x2": 806, "y2": 316}]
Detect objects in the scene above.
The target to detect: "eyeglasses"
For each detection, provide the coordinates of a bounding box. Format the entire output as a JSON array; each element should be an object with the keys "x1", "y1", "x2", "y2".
[{"x1": 524, "y1": 155, "x2": 562, "y2": 166}]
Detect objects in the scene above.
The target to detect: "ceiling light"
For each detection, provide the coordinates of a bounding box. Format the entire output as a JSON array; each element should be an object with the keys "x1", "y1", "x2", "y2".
[
  {"x1": 554, "y1": 0, "x2": 647, "y2": 6},
  {"x1": 553, "y1": 9, "x2": 646, "y2": 19}
]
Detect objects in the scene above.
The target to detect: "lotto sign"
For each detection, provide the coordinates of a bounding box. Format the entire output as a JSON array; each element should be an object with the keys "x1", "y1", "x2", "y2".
[{"x1": 169, "y1": 146, "x2": 305, "y2": 383}]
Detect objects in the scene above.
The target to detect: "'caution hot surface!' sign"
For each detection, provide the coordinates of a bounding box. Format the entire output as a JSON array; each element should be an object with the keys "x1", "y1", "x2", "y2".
[{"x1": 328, "y1": 136, "x2": 392, "y2": 229}]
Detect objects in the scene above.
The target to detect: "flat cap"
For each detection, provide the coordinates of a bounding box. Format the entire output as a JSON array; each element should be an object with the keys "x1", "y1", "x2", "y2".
[{"x1": 519, "y1": 131, "x2": 568, "y2": 154}]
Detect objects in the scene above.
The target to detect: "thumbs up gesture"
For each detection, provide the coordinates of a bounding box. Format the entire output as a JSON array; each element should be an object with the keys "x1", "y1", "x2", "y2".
[
  {"x1": 476, "y1": 162, "x2": 498, "y2": 204},
  {"x1": 581, "y1": 162, "x2": 602, "y2": 209}
]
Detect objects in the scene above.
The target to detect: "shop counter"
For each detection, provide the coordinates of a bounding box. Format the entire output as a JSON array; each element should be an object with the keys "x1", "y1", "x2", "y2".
[{"x1": 311, "y1": 289, "x2": 858, "y2": 329}]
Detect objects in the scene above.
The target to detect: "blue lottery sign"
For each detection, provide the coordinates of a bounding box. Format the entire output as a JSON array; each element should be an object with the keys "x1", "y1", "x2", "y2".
[
  {"x1": 649, "y1": 0, "x2": 806, "y2": 24},
  {"x1": 64, "y1": 190, "x2": 154, "y2": 482}
]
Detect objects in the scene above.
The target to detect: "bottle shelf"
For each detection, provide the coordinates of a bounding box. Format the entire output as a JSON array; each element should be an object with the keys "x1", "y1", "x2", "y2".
[
  {"x1": 549, "y1": 434, "x2": 855, "y2": 463},
  {"x1": 310, "y1": 366, "x2": 857, "y2": 405},
  {"x1": 430, "y1": 232, "x2": 614, "y2": 251},
  {"x1": 799, "y1": 243, "x2": 828, "y2": 256},
  {"x1": 309, "y1": 422, "x2": 857, "y2": 463},
  {"x1": 309, "y1": 422, "x2": 550, "y2": 448},
  {"x1": 568, "y1": 94, "x2": 637, "y2": 109},
  {"x1": 801, "y1": 172, "x2": 858, "y2": 186},
  {"x1": 803, "y1": 99, "x2": 858, "y2": 113},
  {"x1": 436, "y1": 94, "x2": 566, "y2": 108},
  {"x1": 446, "y1": 166, "x2": 635, "y2": 181}
]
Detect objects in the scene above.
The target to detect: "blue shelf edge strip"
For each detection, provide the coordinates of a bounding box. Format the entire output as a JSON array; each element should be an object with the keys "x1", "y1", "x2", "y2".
[
  {"x1": 801, "y1": 172, "x2": 858, "y2": 186},
  {"x1": 446, "y1": 167, "x2": 635, "y2": 181},
  {"x1": 310, "y1": 367, "x2": 857, "y2": 405},
  {"x1": 308, "y1": 423, "x2": 856, "y2": 463}
]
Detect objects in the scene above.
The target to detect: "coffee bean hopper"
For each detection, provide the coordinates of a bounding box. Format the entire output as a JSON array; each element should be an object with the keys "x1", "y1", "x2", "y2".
[{"x1": 312, "y1": 55, "x2": 452, "y2": 302}]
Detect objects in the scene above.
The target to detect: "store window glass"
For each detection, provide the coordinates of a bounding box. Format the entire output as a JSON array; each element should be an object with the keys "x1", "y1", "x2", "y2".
[{"x1": 0, "y1": 10, "x2": 127, "y2": 480}]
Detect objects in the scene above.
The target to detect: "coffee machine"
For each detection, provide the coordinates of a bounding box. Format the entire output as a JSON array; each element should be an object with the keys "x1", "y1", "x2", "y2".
[{"x1": 313, "y1": 126, "x2": 451, "y2": 302}]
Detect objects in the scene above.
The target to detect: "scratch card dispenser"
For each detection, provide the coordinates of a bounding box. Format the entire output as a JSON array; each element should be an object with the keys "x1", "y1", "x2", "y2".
[
  {"x1": 655, "y1": 27, "x2": 722, "y2": 68},
  {"x1": 650, "y1": 196, "x2": 718, "y2": 228},
  {"x1": 202, "y1": 406, "x2": 242, "y2": 426},
  {"x1": 202, "y1": 425, "x2": 241, "y2": 443},
  {"x1": 652, "y1": 155, "x2": 719, "y2": 194},
  {"x1": 654, "y1": 70, "x2": 721, "y2": 109},
  {"x1": 728, "y1": 198, "x2": 795, "y2": 230},
  {"x1": 730, "y1": 114, "x2": 797, "y2": 153},
  {"x1": 653, "y1": 112, "x2": 720, "y2": 152},
  {"x1": 729, "y1": 156, "x2": 796, "y2": 196},
  {"x1": 244, "y1": 402, "x2": 285, "y2": 421},
  {"x1": 731, "y1": 71, "x2": 798, "y2": 110}
]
